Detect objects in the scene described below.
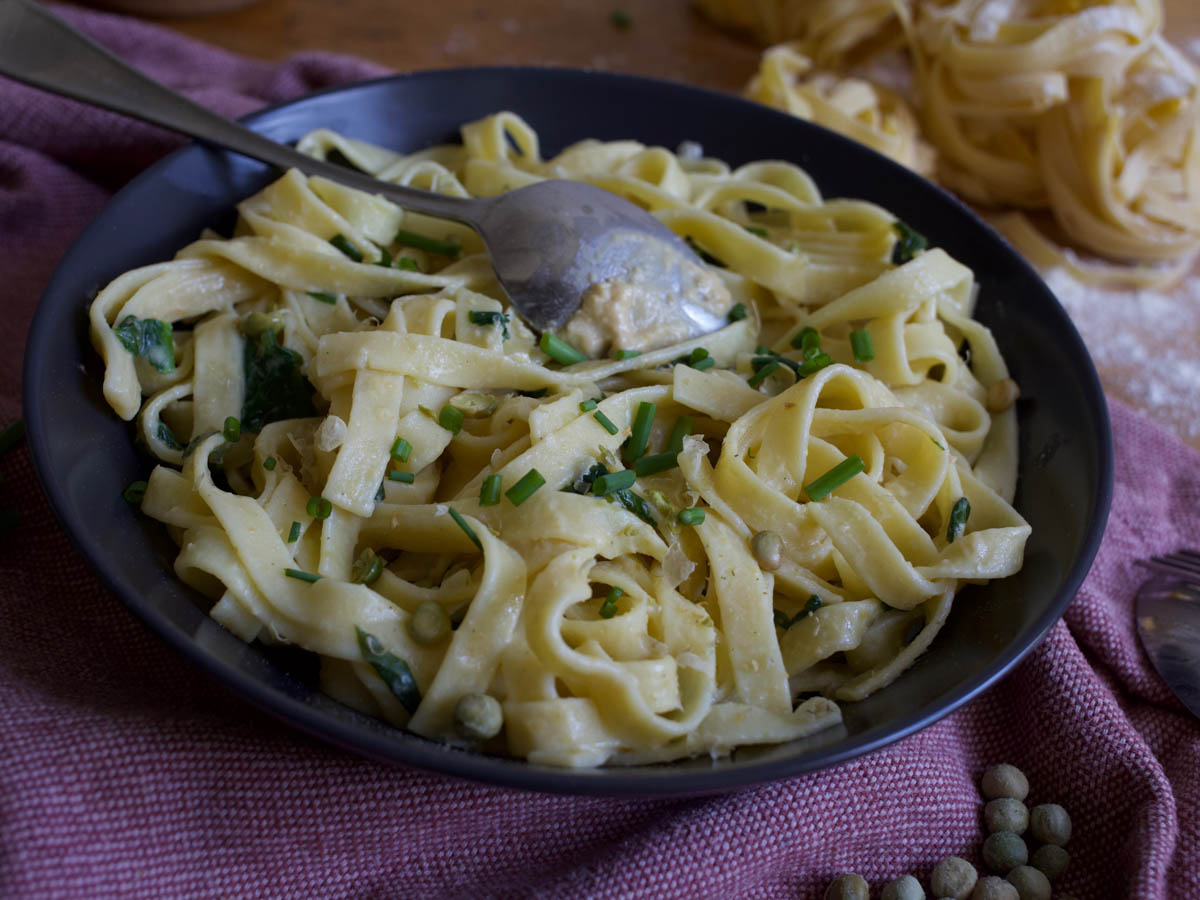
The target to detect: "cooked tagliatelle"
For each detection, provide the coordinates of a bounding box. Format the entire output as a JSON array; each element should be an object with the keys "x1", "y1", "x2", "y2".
[{"x1": 90, "y1": 112, "x2": 1030, "y2": 767}]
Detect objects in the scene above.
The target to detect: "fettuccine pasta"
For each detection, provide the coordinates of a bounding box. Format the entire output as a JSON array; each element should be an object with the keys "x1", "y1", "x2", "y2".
[{"x1": 91, "y1": 112, "x2": 1029, "y2": 767}]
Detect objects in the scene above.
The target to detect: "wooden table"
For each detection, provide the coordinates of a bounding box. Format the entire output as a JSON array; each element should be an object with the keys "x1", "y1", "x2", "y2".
[{"x1": 87, "y1": 0, "x2": 1200, "y2": 450}]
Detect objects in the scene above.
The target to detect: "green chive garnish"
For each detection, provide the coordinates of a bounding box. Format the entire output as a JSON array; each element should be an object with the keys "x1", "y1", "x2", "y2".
[
  {"x1": 790, "y1": 326, "x2": 820, "y2": 352},
  {"x1": 353, "y1": 552, "x2": 384, "y2": 586},
  {"x1": 448, "y1": 507, "x2": 482, "y2": 549},
  {"x1": 598, "y1": 586, "x2": 622, "y2": 618},
  {"x1": 356, "y1": 626, "x2": 421, "y2": 713},
  {"x1": 579, "y1": 399, "x2": 598, "y2": 412},
  {"x1": 0, "y1": 419, "x2": 24, "y2": 456},
  {"x1": 378, "y1": 247, "x2": 394, "y2": 268},
  {"x1": 306, "y1": 496, "x2": 333, "y2": 519},
  {"x1": 540, "y1": 332, "x2": 588, "y2": 366},
  {"x1": 329, "y1": 233, "x2": 363, "y2": 262},
  {"x1": 593, "y1": 469, "x2": 636, "y2": 496},
  {"x1": 850, "y1": 329, "x2": 875, "y2": 363},
  {"x1": 687, "y1": 348, "x2": 709, "y2": 366},
  {"x1": 666, "y1": 416, "x2": 693, "y2": 454},
  {"x1": 774, "y1": 609, "x2": 791, "y2": 630},
  {"x1": 624, "y1": 401, "x2": 656, "y2": 464},
  {"x1": 123, "y1": 480, "x2": 147, "y2": 505},
  {"x1": 287, "y1": 521, "x2": 301, "y2": 543},
  {"x1": 222, "y1": 416, "x2": 241, "y2": 443},
  {"x1": 727, "y1": 302, "x2": 748, "y2": 322},
  {"x1": 748, "y1": 359, "x2": 781, "y2": 388},
  {"x1": 397, "y1": 257, "x2": 420, "y2": 272},
  {"x1": 387, "y1": 470, "x2": 415, "y2": 484},
  {"x1": 611, "y1": 9, "x2": 632, "y2": 29},
  {"x1": 744, "y1": 225, "x2": 768, "y2": 238},
  {"x1": 263, "y1": 456, "x2": 277, "y2": 471},
  {"x1": 506, "y1": 469, "x2": 546, "y2": 506},
  {"x1": 307, "y1": 291, "x2": 338, "y2": 305},
  {"x1": 677, "y1": 507, "x2": 705, "y2": 526},
  {"x1": 892, "y1": 220, "x2": 928, "y2": 264},
  {"x1": 390, "y1": 437, "x2": 412, "y2": 462},
  {"x1": 593, "y1": 410, "x2": 619, "y2": 435},
  {"x1": 614, "y1": 349, "x2": 641, "y2": 360},
  {"x1": 635, "y1": 452, "x2": 678, "y2": 477},
  {"x1": 438, "y1": 404, "x2": 465, "y2": 434},
  {"x1": 947, "y1": 497, "x2": 971, "y2": 543},
  {"x1": 796, "y1": 352, "x2": 834, "y2": 377},
  {"x1": 804, "y1": 455, "x2": 865, "y2": 501},
  {"x1": 480, "y1": 473, "x2": 502, "y2": 506},
  {"x1": 393, "y1": 228, "x2": 460, "y2": 258},
  {"x1": 285, "y1": 567, "x2": 321, "y2": 583},
  {"x1": 691, "y1": 356, "x2": 715, "y2": 371}
]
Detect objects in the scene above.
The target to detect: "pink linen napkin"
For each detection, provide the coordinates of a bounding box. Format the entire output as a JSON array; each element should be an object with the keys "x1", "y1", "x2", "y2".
[{"x1": 2, "y1": 7, "x2": 1198, "y2": 898}]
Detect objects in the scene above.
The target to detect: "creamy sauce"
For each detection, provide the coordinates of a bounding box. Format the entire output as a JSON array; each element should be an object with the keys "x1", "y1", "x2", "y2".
[{"x1": 560, "y1": 236, "x2": 733, "y2": 357}]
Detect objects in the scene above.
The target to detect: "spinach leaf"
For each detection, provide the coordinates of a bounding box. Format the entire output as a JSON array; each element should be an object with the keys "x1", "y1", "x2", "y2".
[
  {"x1": 356, "y1": 627, "x2": 422, "y2": 713},
  {"x1": 115, "y1": 316, "x2": 175, "y2": 373},
  {"x1": 241, "y1": 329, "x2": 315, "y2": 432}
]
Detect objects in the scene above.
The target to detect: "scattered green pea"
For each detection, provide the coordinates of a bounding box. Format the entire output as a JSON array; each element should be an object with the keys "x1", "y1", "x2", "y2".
[
  {"x1": 980, "y1": 764, "x2": 1029, "y2": 801},
  {"x1": 751, "y1": 530, "x2": 783, "y2": 571},
  {"x1": 970, "y1": 876, "x2": 1018, "y2": 900},
  {"x1": 1029, "y1": 844, "x2": 1068, "y2": 880},
  {"x1": 982, "y1": 831, "x2": 1028, "y2": 873},
  {"x1": 984, "y1": 797, "x2": 1028, "y2": 835},
  {"x1": 407, "y1": 600, "x2": 451, "y2": 645},
  {"x1": 930, "y1": 857, "x2": 977, "y2": 900},
  {"x1": 881, "y1": 873, "x2": 925, "y2": 900},
  {"x1": 1004, "y1": 865, "x2": 1050, "y2": 900},
  {"x1": 453, "y1": 693, "x2": 503, "y2": 741},
  {"x1": 823, "y1": 873, "x2": 868, "y2": 900},
  {"x1": 1028, "y1": 803, "x2": 1071, "y2": 846}
]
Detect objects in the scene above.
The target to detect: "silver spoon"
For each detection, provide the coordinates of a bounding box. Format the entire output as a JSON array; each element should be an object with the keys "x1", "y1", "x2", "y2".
[{"x1": 0, "y1": 0, "x2": 728, "y2": 337}]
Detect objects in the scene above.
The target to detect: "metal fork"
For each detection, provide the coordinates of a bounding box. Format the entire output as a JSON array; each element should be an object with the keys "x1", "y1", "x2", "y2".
[{"x1": 1134, "y1": 548, "x2": 1200, "y2": 719}]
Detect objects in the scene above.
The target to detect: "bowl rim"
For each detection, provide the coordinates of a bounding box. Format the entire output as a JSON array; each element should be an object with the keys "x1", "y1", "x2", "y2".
[{"x1": 22, "y1": 65, "x2": 1114, "y2": 796}]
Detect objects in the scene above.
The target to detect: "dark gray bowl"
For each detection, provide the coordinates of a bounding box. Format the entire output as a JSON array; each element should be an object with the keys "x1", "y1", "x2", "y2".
[{"x1": 22, "y1": 68, "x2": 1112, "y2": 795}]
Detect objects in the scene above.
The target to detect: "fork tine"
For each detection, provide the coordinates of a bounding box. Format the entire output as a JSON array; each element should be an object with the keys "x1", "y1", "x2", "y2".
[{"x1": 1137, "y1": 551, "x2": 1200, "y2": 580}]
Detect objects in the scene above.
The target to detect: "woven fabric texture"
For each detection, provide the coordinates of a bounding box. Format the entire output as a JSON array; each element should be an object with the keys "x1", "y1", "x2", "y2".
[{"x1": 1, "y1": 7, "x2": 1197, "y2": 899}]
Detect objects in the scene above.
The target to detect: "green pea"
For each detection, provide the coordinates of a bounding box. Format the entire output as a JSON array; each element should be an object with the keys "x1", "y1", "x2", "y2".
[
  {"x1": 930, "y1": 857, "x2": 977, "y2": 899},
  {"x1": 1005, "y1": 865, "x2": 1050, "y2": 900},
  {"x1": 1028, "y1": 803, "x2": 1071, "y2": 846},
  {"x1": 407, "y1": 600, "x2": 451, "y2": 645},
  {"x1": 984, "y1": 797, "x2": 1029, "y2": 834},
  {"x1": 1030, "y1": 844, "x2": 1068, "y2": 880},
  {"x1": 981, "y1": 763, "x2": 1029, "y2": 801},
  {"x1": 453, "y1": 693, "x2": 503, "y2": 741},
  {"x1": 982, "y1": 832, "x2": 1028, "y2": 873}
]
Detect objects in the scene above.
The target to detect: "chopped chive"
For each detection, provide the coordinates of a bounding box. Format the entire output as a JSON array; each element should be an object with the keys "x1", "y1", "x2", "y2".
[
  {"x1": 122, "y1": 480, "x2": 147, "y2": 505},
  {"x1": 614, "y1": 349, "x2": 641, "y2": 360},
  {"x1": 329, "y1": 233, "x2": 363, "y2": 262},
  {"x1": 263, "y1": 456, "x2": 277, "y2": 471},
  {"x1": 790, "y1": 326, "x2": 820, "y2": 352},
  {"x1": 285, "y1": 568, "x2": 321, "y2": 583},
  {"x1": 579, "y1": 399, "x2": 598, "y2": 412},
  {"x1": 387, "y1": 470, "x2": 415, "y2": 484},
  {"x1": 666, "y1": 417, "x2": 693, "y2": 454},
  {"x1": 156, "y1": 422, "x2": 184, "y2": 451},
  {"x1": 804, "y1": 455, "x2": 865, "y2": 501},
  {"x1": 677, "y1": 507, "x2": 705, "y2": 526},
  {"x1": 377, "y1": 247, "x2": 394, "y2": 268},
  {"x1": 614, "y1": 488, "x2": 656, "y2": 525},
  {"x1": 307, "y1": 291, "x2": 338, "y2": 305},
  {"x1": 448, "y1": 507, "x2": 482, "y2": 549},
  {"x1": 468, "y1": 309, "x2": 511, "y2": 340},
  {"x1": 540, "y1": 332, "x2": 588, "y2": 366},
  {"x1": 480, "y1": 473, "x2": 502, "y2": 506},
  {"x1": 635, "y1": 452, "x2": 678, "y2": 477},
  {"x1": 727, "y1": 302, "x2": 748, "y2": 322},
  {"x1": 397, "y1": 257, "x2": 420, "y2": 272},
  {"x1": 796, "y1": 352, "x2": 834, "y2": 377},
  {"x1": 755, "y1": 345, "x2": 772, "y2": 355},
  {"x1": 946, "y1": 497, "x2": 971, "y2": 543},
  {"x1": 222, "y1": 416, "x2": 241, "y2": 443},
  {"x1": 892, "y1": 220, "x2": 928, "y2": 264},
  {"x1": 438, "y1": 404, "x2": 465, "y2": 434},
  {"x1": 593, "y1": 410, "x2": 619, "y2": 435},
  {"x1": 393, "y1": 228, "x2": 460, "y2": 258},
  {"x1": 800, "y1": 594, "x2": 823, "y2": 618},
  {"x1": 744, "y1": 225, "x2": 768, "y2": 238},
  {"x1": 593, "y1": 469, "x2": 636, "y2": 496},
  {"x1": 610, "y1": 9, "x2": 632, "y2": 29},
  {"x1": 353, "y1": 552, "x2": 384, "y2": 586},
  {"x1": 306, "y1": 496, "x2": 333, "y2": 520},
  {"x1": 390, "y1": 437, "x2": 412, "y2": 462},
  {"x1": 691, "y1": 356, "x2": 715, "y2": 371},
  {"x1": 356, "y1": 626, "x2": 421, "y2": 713},
  {"x1": 773, "y1": 609, "x2": 791, "y2": 630},
  {"x1": 687, "y1": 348, "x2": 710, "y2": 365},
  {"x1": 850, "y1": 329, "x2": 875, "y2": 363},
  {"x1": 287, "y1": 521, "x2": 301, "y2": 543},
  {"x1": 0, "y1": 419, "x2": 24, "y2": 456},
  {"x1": 748, "y1": 359, "x2": 781, "y2": 388},
  {"x1": 598, "y1": 586, "x2": 623, "y2": 618},
  {"x1": 624, "y1": 401, "x2": 656, "y2": 464},
  {"x1": 506, "y1": 469, "x2": 546, "y2": 506}
]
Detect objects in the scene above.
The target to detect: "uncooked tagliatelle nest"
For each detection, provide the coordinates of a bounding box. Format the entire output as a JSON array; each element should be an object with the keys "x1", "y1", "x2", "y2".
[{"x1": 699, "y1": 0, "x2": 1200, "y2": 285}]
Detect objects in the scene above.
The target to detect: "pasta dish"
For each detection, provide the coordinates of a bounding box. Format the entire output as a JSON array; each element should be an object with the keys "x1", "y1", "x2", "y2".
[{"x1": 89, "y1": 112, "x2": 1030, "y2": 767}]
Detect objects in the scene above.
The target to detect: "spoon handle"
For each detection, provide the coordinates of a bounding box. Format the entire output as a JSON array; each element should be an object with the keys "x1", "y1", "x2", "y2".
[{"x1": 0, "y1": 0, "x2": 484, "y2": 226}]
